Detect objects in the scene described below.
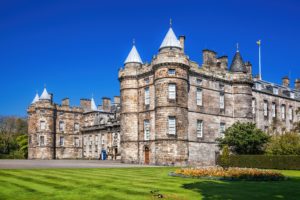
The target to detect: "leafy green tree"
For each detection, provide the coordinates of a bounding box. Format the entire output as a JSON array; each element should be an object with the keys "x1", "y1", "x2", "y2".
[
  {"x1": 16, "y1": 134, "x2": 28, "y2": 158},
  {"x1": 266, "y1": 132, "x2": 300, "y2": 155},
  {"x1": 217, "y1": 122, "x2": 270, "y2": 154}
]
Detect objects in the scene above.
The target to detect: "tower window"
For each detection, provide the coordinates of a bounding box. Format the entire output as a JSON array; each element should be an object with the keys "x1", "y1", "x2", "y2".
[
  {"x1": 74, "y1": 137, "x2": 80, "y2": 147},
  {"x1": 59, "y1": 136, "x2": 64, "y2": 146},
  {"x1": 197, "y1": 120, "x2": 203, "y2": 138},
  {"x1": 220, "y1": 123, "x2": 226, "y2": 138},
  {"x1": 40, "y1": 136, "x2": 45, "y2": 146},
  {"x1": 145, "y1": 87, "x2": 150, "y2": 105},
  {"x1": 220, "y1": 93, "x2": 225, "y2": 109},
  {"x1": 196, "y1": 88, "x2": 202, "y2": 106},
  {"x1": 144, "y1": 78, "x2": 150, "y2": 84},
  {"x1": 168, "y1": 117, "x2": 176, "y2": 135},
  {"x1": 168, "y1": 84, "x2": 176, "y2": 100},
  {"x1": 40, "y1": 121, "x2": 46, "y2": 130},
  {"x1": 219, "y1": 83, "x2": 225, "y2": 91},
  {"x1": 168, "y1": 69, "x2": 176, "y2": 75},
  {"x1": 144, "y1": 120, "x2": 150, "y2": 140},
  {"x1": 59, "y1": 121, "x2": 65, "y2": 132},
  {"x1": 263, "y1": 100, "x2": 268, "y2": 117}
]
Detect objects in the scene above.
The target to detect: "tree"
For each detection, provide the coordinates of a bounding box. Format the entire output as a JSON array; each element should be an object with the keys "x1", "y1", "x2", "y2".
[
  {"x1": 217, "y1": 122, "x2": 270, "y2": 154},
  {"x1": 16, "y1": 134, "x2": 28, "y2": 158},
  {"x1": 266, "y1": 132, "x2": 300, "y2": 155}
]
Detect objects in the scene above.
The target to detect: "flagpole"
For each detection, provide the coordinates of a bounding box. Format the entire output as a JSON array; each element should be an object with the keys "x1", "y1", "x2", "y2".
[{"x1": 258, "y1": 40, "x2": 262, "y2": 80}]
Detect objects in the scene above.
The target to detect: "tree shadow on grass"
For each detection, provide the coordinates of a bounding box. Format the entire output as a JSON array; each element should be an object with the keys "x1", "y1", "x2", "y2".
[{"x1": 182, "y1": 177, "x2": 300, "y2": 200}]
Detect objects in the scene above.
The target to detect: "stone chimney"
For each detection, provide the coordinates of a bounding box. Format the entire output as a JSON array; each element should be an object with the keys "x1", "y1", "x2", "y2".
[
  {"x1": 282, "y1": 76, "x2": 290, "y2": 87},
  {"x1": 80, "y1": 99, "x2": 91, "y2": 111},
  {"x1": 62, "y1": 98, "x2": 70, "y2": 107},
  {"x1": 203, "y1": 49, "x2": 217, "y2": 65},
  {"x1": 114, "y1": 96, "x2": 120, "y2": 105},
  {"x1": 295, "y1": 79, "x2": 300, "y2": 90},
  {"x1": 244, "y1": 61, "x2": 252, "y2": 75},
  {"x1": 217, "y1": 56, "x2": 228, "y2": 70},
  {"x1": 102, "y1": 97, "x2": 111, "y2": 112},
  {"x1": 179, "y1": 35, "x2": 185, "y2": 52},
  {"x1": 97, "y1": 105, "x2": 103, "y2": 110}
]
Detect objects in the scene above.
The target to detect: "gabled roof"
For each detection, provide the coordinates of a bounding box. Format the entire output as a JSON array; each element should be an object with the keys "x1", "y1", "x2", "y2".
[
  {"x1": 230, "y1": 51, "x2": 247, "y2": 73},
  {"x1": 31, "y1": 93, "x2": 39, "y2": 104},
  {"x1": 124, "y1": 45, "x2": 143, "y2": 64},
  {"x1": 159, "y1": 27, "x2": 182, "y2": 50},
  {"x1": 40, "y1": 88, "x2": 51, "y2": 100},
  {"x1": 91, "y1": 97, "x2": 97, "y2": 111}
]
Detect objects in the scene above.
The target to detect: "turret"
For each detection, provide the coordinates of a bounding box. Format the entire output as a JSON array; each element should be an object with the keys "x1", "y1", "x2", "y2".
[
  {"x1": 28, "y1": 87, "x2": 56, "y2": 159},
  {"x1": 153, "y1": 24, "x2": 189, "y2": 165},
  {"x1": 229, "y1": 48, "x2": 253, "y2": 121},
  {"x1": 119, "y1": 43, "x2": 143, "y2": 163}
]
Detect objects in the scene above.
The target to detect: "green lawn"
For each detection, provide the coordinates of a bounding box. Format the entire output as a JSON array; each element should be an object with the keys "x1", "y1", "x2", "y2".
[{"x1": 0, "y1": 168, "x2": 300, "y2": 200}]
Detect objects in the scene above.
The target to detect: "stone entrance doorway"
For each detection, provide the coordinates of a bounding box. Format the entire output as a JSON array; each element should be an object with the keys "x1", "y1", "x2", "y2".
[{"x1": 144, "y1": 146, "x2": 150, "y2": 165}]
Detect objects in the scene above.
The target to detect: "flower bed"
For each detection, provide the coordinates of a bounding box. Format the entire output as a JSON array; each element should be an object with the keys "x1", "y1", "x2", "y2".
[{"x1": 171, "y1": 167, "x2": 285, "y2": 181}]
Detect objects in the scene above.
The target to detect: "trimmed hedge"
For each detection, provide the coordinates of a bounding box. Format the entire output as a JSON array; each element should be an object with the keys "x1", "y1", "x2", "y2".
[{"x1": 217, "y1": 155, "x2": 300, "y2": 170}]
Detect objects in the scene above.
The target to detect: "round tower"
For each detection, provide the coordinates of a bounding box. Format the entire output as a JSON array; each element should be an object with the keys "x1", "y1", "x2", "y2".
[
  {"x1": 119, "y1": 44, "x2": 142, "y2": 164},
  {"x1": 152, "y1": 26, "x2": 190, "y2": 166},
  {"x1": 28, "y1": 88, "x2": 56, "y2": 159},
  {"x1": 230, "y1": 49, "x2": 253, "y2": 121}
]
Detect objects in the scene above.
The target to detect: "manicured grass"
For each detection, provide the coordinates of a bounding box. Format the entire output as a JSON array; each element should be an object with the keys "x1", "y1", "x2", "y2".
[{"x1": 0, "y1": 168, "x2": 300, "y2": 200}]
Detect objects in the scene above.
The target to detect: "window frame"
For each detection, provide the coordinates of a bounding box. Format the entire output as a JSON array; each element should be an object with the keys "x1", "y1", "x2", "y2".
[
  {"x1": 144, "y1": 87, "x2": 150, "y2": 105},
  {"x1": 168, "y1": 116, "x2": 176, "y2": 135},
  {"x1": 196, "y1": 120, "x2": 203, "y2": 138},
  {"x1": 196, "y1": 88, "x2": 203, "y2": 106},
  {"x1": 144, "y1": 120, "x2": 150, "y2": 140},
  {"x1": 168, "y1": 83, "x2": 176, "y2": 100}
]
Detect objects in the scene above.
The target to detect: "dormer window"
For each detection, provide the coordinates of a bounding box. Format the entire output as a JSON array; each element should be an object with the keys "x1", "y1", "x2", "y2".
[
  {"x1": 290, "y1": 92, "x2": 295, "y2": 99},
  {"x1": 273, "y1": 87, "x2": 279, "y2": 95},
  {"x1": 168, "y1": 69, "x2": 176, "y2": 75},
  {"x1": 255, "y1": 83, "x2": 262, "y2": 90}
]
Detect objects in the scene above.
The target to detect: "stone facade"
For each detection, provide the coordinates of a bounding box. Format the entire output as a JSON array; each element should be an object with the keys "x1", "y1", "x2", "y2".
[
  {"x1": 28, "y1": 26, "x2": 300, "y2": 166},
  {"x1": 119, "y1": 27, "x2": 300, "y2": 166},
  {"x1": 27, "y1": 96, "x2": 121, "y2": 160}
]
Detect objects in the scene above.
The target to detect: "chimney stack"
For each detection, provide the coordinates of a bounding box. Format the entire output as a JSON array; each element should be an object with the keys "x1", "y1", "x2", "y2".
[
  {"x1": 102, "y1": 97, "x2": 111, "y2": 112},
  {"x1": 203, "y1": 49, "x2": 217, "y2": 65},
  {"x1": 114, "y1": 96, "x2": 120, "y2": 105},
  {"x1": 80, "y1": 99, "x2": 91, "y2": 111},
  {"x1": 179, "y1": 35, "x2": 185, "y2": 53},
  {"x1": 295, "y1": 79, "x2": 300, "y2": 90},
  {"x1": 62, "y1": 98, "x2": 70, "y2": 107},
  {"x1": 282, "y1": 76, "x2": 290, "y2": 87}
]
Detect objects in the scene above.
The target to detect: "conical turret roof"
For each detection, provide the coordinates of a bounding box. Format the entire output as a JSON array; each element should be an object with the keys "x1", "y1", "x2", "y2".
[
  {"x1": 91, "y1": 97, "x2": 97, "y2": 111},
  {"x1": 124, "y1": 45, "x2": 143, "y2": 64},
  {"x1": 31, "y1": 93, "x2": 39, "y2": 104},
  {"x1": 40, "y1": 88, "x2": 51, "y2": 100},
  {"x1": 230, "y1": 51, "x2": 247, "y2": 73},
  {"x1": 159, "y1": 27, "x2": 182, "y2": 50}
]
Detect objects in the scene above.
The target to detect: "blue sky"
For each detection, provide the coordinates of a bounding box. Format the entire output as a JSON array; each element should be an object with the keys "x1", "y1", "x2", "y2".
[{"x1": 0, "y1": 0, "x2": 300, "y2": 116}]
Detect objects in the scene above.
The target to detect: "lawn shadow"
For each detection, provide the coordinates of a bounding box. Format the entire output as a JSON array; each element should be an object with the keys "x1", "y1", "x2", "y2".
[{"x1": 182, "y1": 177, "x2": 300, "y2": 200}]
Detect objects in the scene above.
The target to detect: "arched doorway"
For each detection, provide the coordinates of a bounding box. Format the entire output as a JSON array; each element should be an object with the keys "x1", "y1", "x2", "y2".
[{"x1": 144, "y1": 146, "x2": 150, "y2": 165}]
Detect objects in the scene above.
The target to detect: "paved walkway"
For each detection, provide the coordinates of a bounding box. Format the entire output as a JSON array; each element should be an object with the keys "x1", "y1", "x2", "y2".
[{"x1": 0, "y1": 159, "x2": 157, "y2": 169}]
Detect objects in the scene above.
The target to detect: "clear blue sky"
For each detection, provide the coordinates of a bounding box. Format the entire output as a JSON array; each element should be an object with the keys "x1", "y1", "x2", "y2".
[{"x1": 1, "y1": 0, "x2": 300, "y2": 116}]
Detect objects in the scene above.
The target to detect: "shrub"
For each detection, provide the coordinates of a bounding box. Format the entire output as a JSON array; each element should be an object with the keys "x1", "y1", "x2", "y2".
[
  {"x1": 217, "y1": 155, "x2": 300, "y2": 170},
  {"x1": 266, "y1": 132, "x2": 300, "y2": 155},
  {"x1": 172, "y1": 167, "x2": 284, "y2": 181},
  {"x1": 217, "y1": 122, "x2": 270, "y2": 154}
]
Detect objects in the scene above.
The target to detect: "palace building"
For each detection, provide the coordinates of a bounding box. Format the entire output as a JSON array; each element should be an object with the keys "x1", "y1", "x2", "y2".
[{"x1": 28, "y1": 25, "x2": 300, "y2": 166}]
